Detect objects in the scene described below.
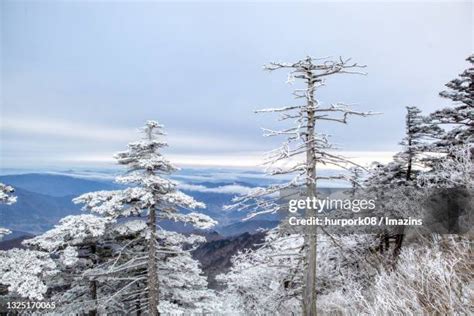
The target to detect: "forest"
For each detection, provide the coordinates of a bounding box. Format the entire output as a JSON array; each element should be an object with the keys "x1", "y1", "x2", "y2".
[{"x1": 0, "y1": 54, "x2": 472, "y2": 315}]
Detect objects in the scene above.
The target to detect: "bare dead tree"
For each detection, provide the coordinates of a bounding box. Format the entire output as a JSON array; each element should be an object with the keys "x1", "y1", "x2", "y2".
[{"x1": 229, "y1": 56, "x2": 374, "y2": 315}]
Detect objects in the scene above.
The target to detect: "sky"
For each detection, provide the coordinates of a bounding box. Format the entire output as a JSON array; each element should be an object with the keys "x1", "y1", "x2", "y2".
[{"x1": 0, "y1": 0, "x2": 472, "y2": 170}]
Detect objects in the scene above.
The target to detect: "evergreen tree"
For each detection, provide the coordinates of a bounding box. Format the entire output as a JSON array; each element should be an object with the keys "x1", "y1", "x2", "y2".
[
  {"x1": 23, "y1": 214, "x2": 112, "y2": 315},
  {"x1": 74, "y1": 120, "x2": 217, "y2": 315},
  {"x1": 429, "y1": 54, "x2": 473, "y2": 148},
  {"x1": 394, "y1": 106, "x2": 442, "y2": 180},
  {"x1": 0, "y1": 248, "x2": 58, "y2": 300}
]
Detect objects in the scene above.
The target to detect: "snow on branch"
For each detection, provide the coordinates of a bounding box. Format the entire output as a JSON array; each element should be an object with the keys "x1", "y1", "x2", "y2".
[
  {"x1": 0, "y1": 183, "x2": 16, "y2": 239},
  {"x1": 264, "y1": 56, "x2": 367, "y2": 77},
  {"x1": 0, "y1": 228, "x2": 11, "y2": 239},
  {"x1": 0, "y1": 249, "x2": 58, "y2": 300},
  {"x1": 0, "y1": 183, "x2": 17, "y2": 205},
  {"x1": 227, "y1": 56, "x2": 374, "y2": 220},
  {"x1": 23, "y1": 215, "x2": 111, "y2": 252},
  {"x1": 74, "y1": 188, "x2": 154, "y2": 218}
]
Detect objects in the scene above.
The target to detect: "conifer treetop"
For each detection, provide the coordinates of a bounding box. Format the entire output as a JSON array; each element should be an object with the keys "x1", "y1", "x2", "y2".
[
  {"x1": 114, "y1": 120, "x2": 176, "y2": 174},
  {"x1": 429, "y1": 55, "x2": 473, "y2": 146},
  {"x1": 74, "y1": 120, "x2": 216, "y2": 229},
  {"x1": 229, "y1": 56, "x2": 374, "y2": 219}
]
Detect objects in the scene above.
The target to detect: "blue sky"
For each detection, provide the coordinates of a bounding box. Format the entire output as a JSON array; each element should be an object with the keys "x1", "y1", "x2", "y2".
[{"x1": 0, "y1": 0, "x2": 472, "y2": 169}]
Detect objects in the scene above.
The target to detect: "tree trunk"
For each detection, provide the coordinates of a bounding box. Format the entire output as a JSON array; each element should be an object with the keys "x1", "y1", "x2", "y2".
[
  {"x1": 147, "y1": 208, "x2": 159, "y2": 316},
  {"x1": 393, "y1": 230, "x2": 404, "y2": 258},
  {"x1": 406, "y1": 133, "x2": 413, "y2": 181},
  {"x1": 136, "y1": 282, "x2": 142, "y2": 316},
  {"x1": 303, "y1": 74, "x2": 318, "y2": 316},
  {"x1": 406, "y1": 154, "x2": 412, "y2": 181},
  {"x1": 89, "y1": 244, "x2": 97, "y2": 316},
  {"x1": 88, "y1": 281, "x2": 97, "y2": 316},
  {"x1": 399, "y1": 119, "x2": 412, "y2": 257}
]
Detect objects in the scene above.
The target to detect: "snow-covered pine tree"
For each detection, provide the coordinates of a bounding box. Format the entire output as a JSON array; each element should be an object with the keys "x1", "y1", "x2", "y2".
[
  {"x1": 358, "y1": 145, "x2": 473, "y2": 314},
  {"x1": 229, "y1": 56, "x2": 373, "y2": 315},
  {"x1": 428, "y1": 54, "x2": 473, "y2": 149},
  {"x1": 394, "y1": 106, "x2": 442, "y2": 181},
  {"x1": 0, "y1": 184, "x2": 64, "y2": 304},
  {"x1": 23, "y1": 214, "x2": 112, "y2": 315},
  {"x1": 347, "y1": 166, "x2": 364, "y2": 198},
  {"x1": 0, "y1": 248, "x2": 58, "y2": 300},
  {"x1": 364, "y1": 106, "x2": 441, "y2": 257},
  {"x1": 74, "y1": 120, "x2": 217, "y2": 315},
  {"x1": 417, "y1": 144, "x2": 473, "y2": 189},
  {"x1": 0, "y1": 183, "x2": 16, "y2": 239}
]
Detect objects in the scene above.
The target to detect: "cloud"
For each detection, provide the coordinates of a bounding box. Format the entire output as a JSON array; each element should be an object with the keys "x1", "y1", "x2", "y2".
[
  {"x1": 0, "y1": 115, "x2": 263, "y2": 152},
  {"x1": 0, "y1": 117, "x2": 135, "y2": 142},
  {"x1": 177, "y1": 182, "x2": 254, "y2": 195},
  {"x1": 1, "y1": 116, "x2": 396, "y2": 169}
]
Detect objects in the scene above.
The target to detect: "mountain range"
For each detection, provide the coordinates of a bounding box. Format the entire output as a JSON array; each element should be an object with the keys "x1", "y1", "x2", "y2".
[
  {"x1": 0, "y1": 171, "x2": 280, "y2": 235},
  {"x1": 0, "y1": 170, "x2": 345, "y2": 288}
]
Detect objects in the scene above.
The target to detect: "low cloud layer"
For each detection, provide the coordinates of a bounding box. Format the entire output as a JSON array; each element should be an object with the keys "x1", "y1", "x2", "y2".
[{"x1": 177, "y1": 182, "x2": 254, "y2": 195}]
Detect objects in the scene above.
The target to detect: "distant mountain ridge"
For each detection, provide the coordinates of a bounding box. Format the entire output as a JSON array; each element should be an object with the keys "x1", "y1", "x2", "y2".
[
  {"x1": 0, "y1": 173, "x2": 123, "y2": 234},
  {"x1": 0, "y1": 173, "x2": 121, "y2": 197},
  {"x1": 0, "y1": 172, "x2": 267, "y2": 235},
  {"x1": 0, "y1": 187, "x2": 82, "y2": 234},
  {"x1": 0, "y1": 172, "x2": 343, "y2": 236}
]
